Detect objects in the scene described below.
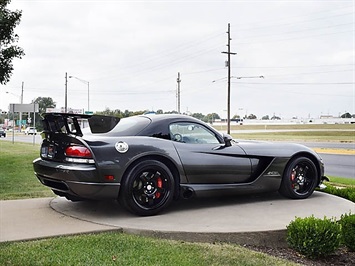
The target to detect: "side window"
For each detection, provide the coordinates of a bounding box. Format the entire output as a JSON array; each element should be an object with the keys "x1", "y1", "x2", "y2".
[{"x1": 169, "y1": 122, "x2": 220, "y2": 144}]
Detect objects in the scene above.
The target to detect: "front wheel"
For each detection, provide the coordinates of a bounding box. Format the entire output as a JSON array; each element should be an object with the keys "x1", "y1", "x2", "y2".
[
  {"x1": 279, "y1": 156, "x2": 318, "y2": 199},
  {"x1": 119, "y1": 160, "x2": 175, "y2": 216}
]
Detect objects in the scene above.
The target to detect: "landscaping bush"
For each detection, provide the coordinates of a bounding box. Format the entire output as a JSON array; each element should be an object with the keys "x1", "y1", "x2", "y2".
[
  {"x1": 321, "y1": 185, "x2": 355, "y2": 202},
  {"x1": 286, "y1": 216, "x2": 342, "y2": 258},
  {"x1": 339, "y1": 213, "x2": 355, "y2": 251}
]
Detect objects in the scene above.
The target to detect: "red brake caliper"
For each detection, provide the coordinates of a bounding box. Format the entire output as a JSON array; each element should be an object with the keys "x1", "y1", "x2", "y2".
[
  {"x1": 291, "y1": 170, "x2": 296, "y2": 188},
  {"x1": 155, "y1": 177, "x2": 163, "y2": 198}
]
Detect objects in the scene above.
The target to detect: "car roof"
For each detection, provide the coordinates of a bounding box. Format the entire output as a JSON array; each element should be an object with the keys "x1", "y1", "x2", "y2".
[
  {"x1": 134, "y1": 114, "x2": 223, "y2": 141},
  {"x1": 139, "y1": 114, "x2": 202, "y2": 124}
]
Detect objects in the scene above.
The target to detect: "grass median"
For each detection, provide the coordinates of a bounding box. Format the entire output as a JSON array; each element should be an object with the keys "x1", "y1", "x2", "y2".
[{"x1": 228, "y1": 123, "x2": 355, "y2": 143}]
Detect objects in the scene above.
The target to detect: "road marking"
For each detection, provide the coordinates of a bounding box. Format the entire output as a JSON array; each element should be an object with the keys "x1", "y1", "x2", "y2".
[{"x1": 313, "y1": 148, "x2": 355, "y2": 155}]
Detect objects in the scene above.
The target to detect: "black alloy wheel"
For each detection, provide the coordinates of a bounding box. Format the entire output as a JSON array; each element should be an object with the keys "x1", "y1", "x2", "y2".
[
  {"x1": 120, "y1": 160, "x2": 175, "y2": 216},
  {"x1": 279, "y1": 156, "x2": 318, "y2": 199}
]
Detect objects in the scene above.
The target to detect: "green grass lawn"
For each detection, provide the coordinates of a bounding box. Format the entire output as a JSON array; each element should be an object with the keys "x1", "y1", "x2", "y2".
[
  {"x1": 0, "y1": 232, "x2": 297, "y2": 266},
  {"x1": 327, "y1": 176, "x2": 355, "y2": 187},
  {"x1": 0, "y1": 141, "x2": 54, "y2": 200}
]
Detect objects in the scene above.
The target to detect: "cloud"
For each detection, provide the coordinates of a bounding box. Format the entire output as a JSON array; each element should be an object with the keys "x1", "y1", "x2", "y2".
[{"x1": 1, "y1": 0, "x2": 354, "y2": 119}]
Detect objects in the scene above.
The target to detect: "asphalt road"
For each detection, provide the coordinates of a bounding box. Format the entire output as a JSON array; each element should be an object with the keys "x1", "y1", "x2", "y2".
[
  {"x1": 296, "y1": 141, "x2": 355, "y2": 150},
  {"x1": 0, "y1": 133, "x2": 40, "y2": 144},
  {"x1": 321, "y1": 153, "x2": 355, "y2": 179},
  {"x1": 287, "y1": 141, "x2": 355, "y2": 179},
  {"x1": 1, "y1": 134, "x2": 354, "y2": 178}
]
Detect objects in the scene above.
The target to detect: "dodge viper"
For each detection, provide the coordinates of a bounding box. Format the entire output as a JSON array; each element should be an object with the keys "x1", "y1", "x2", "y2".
[{"x1": 33, "y1": 113, "x2": 327, "y2": 216}]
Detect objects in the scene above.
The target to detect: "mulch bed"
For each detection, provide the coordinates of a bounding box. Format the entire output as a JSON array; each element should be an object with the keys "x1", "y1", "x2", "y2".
[{"x1": 245, "y1": 245, "x2": 355, "y2": 266}]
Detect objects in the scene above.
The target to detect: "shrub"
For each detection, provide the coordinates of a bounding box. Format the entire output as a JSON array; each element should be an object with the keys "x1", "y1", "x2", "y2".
[
  {"x1": 339, "y1": 213, "x2": 355, "y2": 251},
  {"x1": 286, "y1": 216, "x2": 342, "y2": 258},
  {"x1": 322, "y1": 185, "x2": 355, "y2": 202}
]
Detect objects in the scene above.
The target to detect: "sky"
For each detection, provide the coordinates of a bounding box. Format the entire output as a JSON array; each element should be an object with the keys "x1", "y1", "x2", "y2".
[{"x1": 0, "y1": 0, "x2": 354, "y2": 119}]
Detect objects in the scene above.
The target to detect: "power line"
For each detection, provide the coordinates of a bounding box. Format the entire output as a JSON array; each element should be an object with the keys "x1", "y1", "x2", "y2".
[
  {"x1": 264, "y1": 69, "x2": 354, "y2": 78},
  {"x1": 232, "y1": 64, "x2": 353, "y2": 69},
  {"x1": 236, "y1": 29, "x2": 353, "y2": 45},
  {"x1": 232, "y1": 10, "x2": 353, "y2": 34},
  {"x1": 232, "y1": 82, "x2": 354, "y2": 85},
  {"x1": 236, "y1": 22, "x2": 353, "y2": 43},
  {"x1": 236, "y1": 84, "x2": 352, "y2": 97}
]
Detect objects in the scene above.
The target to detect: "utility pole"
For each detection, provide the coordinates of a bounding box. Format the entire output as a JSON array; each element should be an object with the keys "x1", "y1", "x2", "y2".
[
  {"x1": 65, "y1": 72, "x2": 68, "y2": 113},
  {"x1": 222, "y1": 23, "x2": 236, "y2": 135},
  {"x1": 177, "y1": 72, "x2": 181, "y2": 114}
]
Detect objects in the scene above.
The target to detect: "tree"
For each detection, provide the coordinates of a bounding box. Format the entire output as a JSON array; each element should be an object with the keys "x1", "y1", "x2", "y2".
[
  {"x1": 247, "y1": 114, "x2": 257, "y2": 119},
  {"x1": 0, "y1": 0, "x2": 25, "y2": 85},
  {"x1": 206, "y1": 113, "x2": 220, "y2": 123},
  {"x1": 33, "y1": 97, "x2": 56, "y2": 114},
  {"x1": 164, "y1": 110, "x2": 178, "y2": 114},
  {"x1": 262, "y1": 115, "x2": 269, "y2": 120},
  {"x1": 191, "y1": 113, "x2": 205, "y2": 121},
  {"x1": 341, "y1": 112, "x2": 352, "y2": 118},
  {"x1": 96, "y1": 108, "x2": 120, "y2": 117},
  {"x1": 271, "y1": 115, "x2": 281, "y2": 120}
]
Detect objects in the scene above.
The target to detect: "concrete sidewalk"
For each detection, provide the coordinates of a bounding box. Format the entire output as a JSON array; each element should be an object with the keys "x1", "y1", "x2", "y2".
[
  {"x1": 0, "y1": 198, "x2": 118, "y2": 242},
  {"x1": 1, "y1": 192, "x2": 354, "y2": 247}
]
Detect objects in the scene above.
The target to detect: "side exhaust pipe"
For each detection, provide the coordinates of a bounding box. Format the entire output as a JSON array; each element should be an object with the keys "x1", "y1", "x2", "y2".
[{"x1": 181, "y1": 187, "x2": 195, "y2": 199}]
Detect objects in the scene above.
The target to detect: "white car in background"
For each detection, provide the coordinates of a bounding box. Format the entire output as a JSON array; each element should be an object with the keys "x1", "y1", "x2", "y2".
[{"x1": 24, "y1": 127, "x2": 37, "y2": 135}]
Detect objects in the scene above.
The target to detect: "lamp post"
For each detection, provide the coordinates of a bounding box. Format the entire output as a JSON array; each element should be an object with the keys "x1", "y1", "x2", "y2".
[
  {"x1": 6, "y1": 90, "x2": 23, "y2": 130},
  {"x1": 5, "y1": 91, "x2": 21, "y2": 102},
  {"x1": 212, "y1": 75, "x2": 264, "y2": 134},
  {"x1": 6, "y1": 90, "x2": 22, "y2": 143},
  {"x1": 232, "y1": 76, "x2": 264, "y2": 80},
  {"x1": 68, "y1": 75, "x2": 90, "y2": 112},
  {"x1": 228, "y1": 75, "x2": 264, "y2": 132}
]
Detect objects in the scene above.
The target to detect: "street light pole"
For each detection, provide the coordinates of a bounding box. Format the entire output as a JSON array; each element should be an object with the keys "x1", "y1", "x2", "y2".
[
  {"x1": 5, "y1": 91, "x2": 21, "y2": 142},
  {"x1": 231, "y1": 75, "x2": 264, "y2": 121},
  {"x1": 5, "y1": 91, "x2": 21, "y2": 129},
  {"x1": 69, "y1": 75, "x2": 90, "y2": 112}
]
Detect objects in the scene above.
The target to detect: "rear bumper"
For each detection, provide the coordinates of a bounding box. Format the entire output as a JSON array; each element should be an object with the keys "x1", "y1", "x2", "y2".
[{"x1": 33, "y1": 158, "x2": 120, "y2": 200}]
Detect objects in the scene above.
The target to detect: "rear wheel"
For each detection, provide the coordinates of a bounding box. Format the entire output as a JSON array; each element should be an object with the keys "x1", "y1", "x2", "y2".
[
  {"x1": 119, "y1": 160, "x2": 175, "y2": 216},
  {"x1": 279, "y1": 156, "x2": 318, "y2": 199}
]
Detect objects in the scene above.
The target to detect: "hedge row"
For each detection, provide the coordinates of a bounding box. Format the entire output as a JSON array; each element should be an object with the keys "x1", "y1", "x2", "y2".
[{"x1": 321, "y1": 185, "x2": 355, "y2": 202}]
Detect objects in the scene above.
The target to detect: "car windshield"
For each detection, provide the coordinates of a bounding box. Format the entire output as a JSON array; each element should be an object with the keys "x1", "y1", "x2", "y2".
[{"x1": 105, "y1": 116, "x2": 151, "y2": 136}]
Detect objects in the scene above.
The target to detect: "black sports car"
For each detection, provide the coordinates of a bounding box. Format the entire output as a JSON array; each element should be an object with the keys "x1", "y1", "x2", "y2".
[{"x1": 33, "y1": 113, "x2": 327, "y2": 216}]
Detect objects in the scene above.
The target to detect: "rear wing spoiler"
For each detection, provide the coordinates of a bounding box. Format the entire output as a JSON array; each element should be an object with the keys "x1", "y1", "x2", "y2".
[{"x1": 42, "y1": 113, "x2": 120, "y2": 137}]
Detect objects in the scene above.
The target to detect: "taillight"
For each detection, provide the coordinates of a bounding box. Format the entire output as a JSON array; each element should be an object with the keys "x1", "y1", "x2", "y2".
[
  {"x1": 65, "y1": 146, "x2": 92, "y2": 158},
  {"x1": 65, "y1": 145, "x2": 94, "y2": 163}
]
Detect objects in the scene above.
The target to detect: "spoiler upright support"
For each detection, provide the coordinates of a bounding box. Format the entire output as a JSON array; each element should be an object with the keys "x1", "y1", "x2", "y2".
[{"x1": 41, "y1": 113, "x2": 120, "y2": 137}]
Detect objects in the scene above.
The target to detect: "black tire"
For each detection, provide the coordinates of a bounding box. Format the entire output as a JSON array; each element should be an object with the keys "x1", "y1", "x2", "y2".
[
  {"x1": 119, "y1": 160, "x2": 175, "y2": 216},
  {"x1": 279, "y1": 156, "x2": 318, "y2": 199}
]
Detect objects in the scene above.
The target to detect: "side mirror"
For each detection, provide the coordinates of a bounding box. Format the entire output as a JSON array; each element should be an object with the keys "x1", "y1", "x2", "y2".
[{"x1": 223, "y1": 133, "x2": 233, "y2": 147}]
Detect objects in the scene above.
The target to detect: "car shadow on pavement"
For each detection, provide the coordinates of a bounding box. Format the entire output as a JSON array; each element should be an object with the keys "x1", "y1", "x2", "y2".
[{"x1": 51, "y1": 190, "x2": 326, "y2": 220}]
